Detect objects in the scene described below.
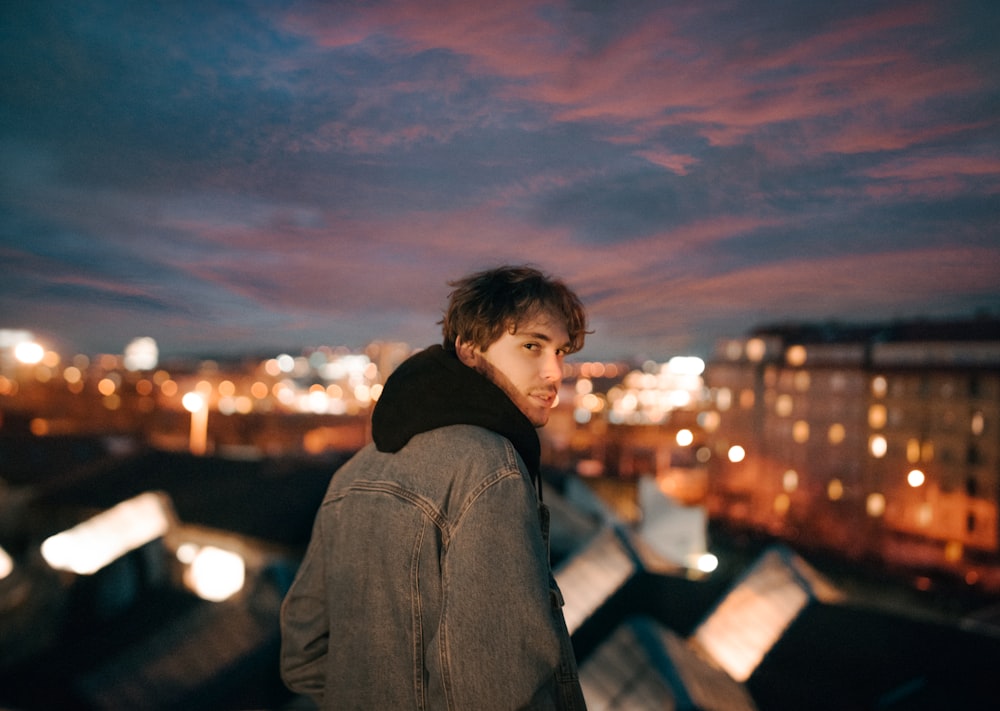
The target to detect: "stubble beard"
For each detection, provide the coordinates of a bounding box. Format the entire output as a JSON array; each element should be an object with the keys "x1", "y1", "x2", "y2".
[{"x1": 471, "y1": 357, "x2": 552, "y2": 428}]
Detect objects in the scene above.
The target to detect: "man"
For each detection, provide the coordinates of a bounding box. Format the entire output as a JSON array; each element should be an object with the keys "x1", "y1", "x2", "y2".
[{"x1": 280, "y1": 265, "x2": 589, "y2": 710}]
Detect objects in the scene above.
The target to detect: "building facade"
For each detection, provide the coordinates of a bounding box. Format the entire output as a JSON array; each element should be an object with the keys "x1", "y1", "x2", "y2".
[{"x1": 704, "y1": 317, "x2": 1000, "y2": 592}]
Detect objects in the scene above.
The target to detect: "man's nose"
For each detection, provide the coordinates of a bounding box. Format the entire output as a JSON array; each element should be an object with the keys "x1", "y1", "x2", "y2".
[{"x1": 540, "y1": 351, "x2": 562, "y2": 382}]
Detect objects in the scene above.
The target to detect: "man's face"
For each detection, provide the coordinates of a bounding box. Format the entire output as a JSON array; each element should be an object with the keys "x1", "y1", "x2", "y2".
[{"x1": 457, "y1": 312, "x2": 570, "y2": 427}]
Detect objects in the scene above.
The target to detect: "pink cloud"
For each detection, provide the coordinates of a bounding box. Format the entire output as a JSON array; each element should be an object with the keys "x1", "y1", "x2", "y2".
[
  {"x1": 634, "y1": 149, "x2": 699, "y2": 175},
  {"x1": 281, "y1": 0, "x2": 991, "y2": 163},
  {"x1": 860, "y1": 152, "x2": 1000, "y2": 199}
]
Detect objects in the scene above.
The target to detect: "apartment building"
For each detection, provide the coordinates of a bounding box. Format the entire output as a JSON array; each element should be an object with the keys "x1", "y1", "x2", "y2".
[{"x1": 705, "y1": 316, "x2": 1000, "y2": 589}]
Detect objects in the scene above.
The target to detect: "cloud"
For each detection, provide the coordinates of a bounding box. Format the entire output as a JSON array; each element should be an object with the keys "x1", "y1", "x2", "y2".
[{"x1": 1, "y1": 0, "x2": 998, "y2": 360}]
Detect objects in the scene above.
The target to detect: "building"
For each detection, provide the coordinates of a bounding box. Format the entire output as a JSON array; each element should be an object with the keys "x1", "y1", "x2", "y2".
[{"x1": 705, "y1": 315, "x2": 1000, "y2": 593}]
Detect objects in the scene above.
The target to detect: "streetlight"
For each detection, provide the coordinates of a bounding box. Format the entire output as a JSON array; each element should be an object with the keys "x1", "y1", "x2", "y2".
[
  {"x1": 182, "y1": 391, "x2": 208, "y2": 456},
  {"x1": 14, "y1": 341, "x2": 44, "y2": 365}
]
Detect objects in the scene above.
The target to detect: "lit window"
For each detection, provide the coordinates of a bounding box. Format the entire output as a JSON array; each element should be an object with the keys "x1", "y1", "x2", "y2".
[
  {"x1": 792, "y1": 420, "x2": 810, "y2": 443},
  {"x1": 871, "y1": 376, "x2": 887, "y2": 398},
  {"x1": 698, "y1": 411, "x2": 721, "y2": 432},
  {"x1": 782, "y1": 470, "x2": 798, "y2": 492},
  {"x1": 775, "y1": 394, "x2": 793, "y2": 417},
  {"x1": 870, "y1": 435, "x2": 888, "y2": 458},
  {"x1": 827, "y1": 479, "x2": 844, "y2": 501},
  {"x1": 868, "y1": 404, "x2": 887, "y2": 429},
  {"x1": 828, "y1": 423, "x2": 845, "y2": 445},
  {"x1": 793, "y1": 371, "x2": 810, "y2": 392},
  {"x1": 866, "y1": 493, "x2": 886, "y2": 518}
]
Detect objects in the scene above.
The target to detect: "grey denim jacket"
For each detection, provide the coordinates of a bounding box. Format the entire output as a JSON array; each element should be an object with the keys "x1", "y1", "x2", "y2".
[{"x1": 280, "y1": 425, "x2": 587, "y2": 710}]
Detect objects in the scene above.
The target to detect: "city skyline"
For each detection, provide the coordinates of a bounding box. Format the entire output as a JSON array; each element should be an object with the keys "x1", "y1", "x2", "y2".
[{"x1": 3, "y1": 0, "x2": 999, "y2": 362}]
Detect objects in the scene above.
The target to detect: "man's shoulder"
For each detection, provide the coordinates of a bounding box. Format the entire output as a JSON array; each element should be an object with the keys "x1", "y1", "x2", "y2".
[
  {"x1": 418, "y1": 423, "x2": 510, "y2": 444},
  {"x1": 410, "y1": 424, "x2": 521, "y2": 463},
  {"x1": 326, "y1": 426, "x2": 529, "y2": 512},
  {"x1": 338, "y1": 425, "x2": 526, "y2": 479}
]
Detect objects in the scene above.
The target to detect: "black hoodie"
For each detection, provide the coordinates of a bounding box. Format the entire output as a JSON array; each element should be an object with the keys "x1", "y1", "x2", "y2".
[{"x1": 370, "y1": 345, "x2": 541, "y2": 484}]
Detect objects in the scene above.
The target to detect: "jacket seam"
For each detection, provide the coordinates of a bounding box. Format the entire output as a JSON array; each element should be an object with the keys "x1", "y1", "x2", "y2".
[
  {"x1": 327, "y1": 480, "x2": 451, "y2": 540},
  {"x1": 411, "y1": 518, "x2": 427, "y2": 711}
]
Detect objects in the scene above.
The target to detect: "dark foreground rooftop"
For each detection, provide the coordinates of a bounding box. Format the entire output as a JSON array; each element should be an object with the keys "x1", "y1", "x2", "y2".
[{"x1": 1, "y1": 435, "x2": 998, "y2": 710}]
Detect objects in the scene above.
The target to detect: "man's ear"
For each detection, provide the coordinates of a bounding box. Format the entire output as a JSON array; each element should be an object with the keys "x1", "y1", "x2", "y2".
[{"x1": 455, "y1": 338, "x2": 478, "y2": 367}]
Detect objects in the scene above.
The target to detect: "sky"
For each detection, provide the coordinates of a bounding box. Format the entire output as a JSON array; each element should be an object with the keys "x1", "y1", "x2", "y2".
[{"x1": 2, "y1": 0, "x2": 999, "y2": 363}]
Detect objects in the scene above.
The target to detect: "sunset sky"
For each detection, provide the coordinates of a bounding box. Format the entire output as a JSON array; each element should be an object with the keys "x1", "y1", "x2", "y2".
[{"x1": 3, "y1": 0, "x2": 999, "y2": 362}]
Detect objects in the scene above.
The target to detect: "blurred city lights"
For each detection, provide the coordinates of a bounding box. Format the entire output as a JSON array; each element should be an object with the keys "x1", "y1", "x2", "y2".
[
  {"x1": 40, "y1": 492, "x2": 173, "y2": 575},
  {"x1": 182, "y1": 545, "x2": 246, "y2": 602},
  {"x1": 182, "y1": 391, "x2": 205, "y2": 413},
  {"x1": 693, "y1": 552, "x2": 719, "y2": 573},
  {"x1": 785, "y1": 345, "x2": 807, "y2": 367},
  {"x1": 123, "y1": 337, "x2": 159, "y2": 371},
  {"x1": 0, "y1": 545, "x2": 13, "y2": 580},
  {"x1": 866, "y1": 492, "x2": 887, "y2": 518},
  {"x1": 666, "y1": 355, "x2": 705, "y2": 375},
  {"x1": 182, "y1": 391, "x2": 209, "y2": 456},
  {"x1": 14, "y1": 341, "x2": 44, "y2": 365}
]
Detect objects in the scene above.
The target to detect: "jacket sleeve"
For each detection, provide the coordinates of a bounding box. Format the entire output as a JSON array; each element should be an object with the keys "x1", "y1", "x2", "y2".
[
  {"x1": 279, "y1": 511, "x2": 330, "y2": 703},
  {"x1": 434, "y1": 469, "x2": 579, "y2": 710}
]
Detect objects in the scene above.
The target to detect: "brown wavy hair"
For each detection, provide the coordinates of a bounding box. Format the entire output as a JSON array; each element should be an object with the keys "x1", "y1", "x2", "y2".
[{"x1": 440, "y1": 265, "x2": 589, "y2": 354}]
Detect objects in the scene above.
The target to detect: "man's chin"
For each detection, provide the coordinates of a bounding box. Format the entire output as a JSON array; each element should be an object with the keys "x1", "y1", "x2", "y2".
[{"x1": 525, "y1": 408, "x2": 550, "y2": 428}]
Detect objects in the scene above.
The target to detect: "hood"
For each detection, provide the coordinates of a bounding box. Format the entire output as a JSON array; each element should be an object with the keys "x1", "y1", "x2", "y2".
[{"x1": 371, "y1": 344, "x2": 541, "y2": 479}]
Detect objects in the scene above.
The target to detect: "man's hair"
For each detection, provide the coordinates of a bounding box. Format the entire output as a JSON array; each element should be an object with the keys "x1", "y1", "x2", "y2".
[{"x1": 441, "y1": 265, "x2": 588, "y2": 354}]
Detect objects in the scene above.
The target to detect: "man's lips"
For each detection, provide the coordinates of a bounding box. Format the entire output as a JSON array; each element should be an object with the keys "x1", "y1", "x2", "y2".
[{"x1": 530, "y1": 390, "x2": 558, "y2": 408}]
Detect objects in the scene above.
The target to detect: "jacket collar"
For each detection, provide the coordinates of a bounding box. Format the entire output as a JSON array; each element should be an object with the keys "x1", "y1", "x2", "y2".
[{"x1": 371, "y1": 345, "x2": 541, "y2": 480}]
